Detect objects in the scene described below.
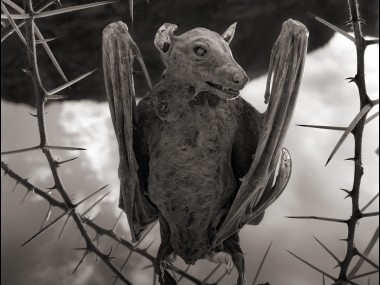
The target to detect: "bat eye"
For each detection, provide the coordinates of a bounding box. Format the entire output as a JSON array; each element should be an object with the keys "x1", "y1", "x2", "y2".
[{"x1": 194, "y1": 46, "x2": 207, "y2": 57}]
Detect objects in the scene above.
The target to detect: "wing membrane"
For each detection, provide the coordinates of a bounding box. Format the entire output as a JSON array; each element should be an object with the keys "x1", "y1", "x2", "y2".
[
  {"x1": 213, "y1": 19, "x2": 308, "y2": 247},
  {"x1": 103, "y1": 22, "x2": 157, "y2": 243}
]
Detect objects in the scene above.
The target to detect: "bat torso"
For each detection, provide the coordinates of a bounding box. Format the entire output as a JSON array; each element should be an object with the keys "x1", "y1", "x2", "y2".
[{"x1": 138, "y1": 83, "x2": 240, "y2": 263}]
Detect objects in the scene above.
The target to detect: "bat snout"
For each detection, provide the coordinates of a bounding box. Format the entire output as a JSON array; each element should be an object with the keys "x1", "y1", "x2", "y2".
[
  {"x1": 231, "y1": 69, "x2": 249, "y2": 90},
  {"x1": 216, "y1": 63, "x2": 249, "y2": 91}
]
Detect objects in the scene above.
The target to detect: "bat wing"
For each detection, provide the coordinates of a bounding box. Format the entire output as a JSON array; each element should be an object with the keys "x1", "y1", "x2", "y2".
[
  {"x1": 103, "y1": 22, "x2": 158, "y2": 243},
  {"x1": 213, "y1": 19, "x2": 308, "y2": 247}
]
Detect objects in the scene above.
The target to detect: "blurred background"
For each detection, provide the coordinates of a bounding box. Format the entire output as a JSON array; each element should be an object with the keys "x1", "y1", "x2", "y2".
[{"x1": 1, "y1": 0, "x2": 379, "y2": 284}]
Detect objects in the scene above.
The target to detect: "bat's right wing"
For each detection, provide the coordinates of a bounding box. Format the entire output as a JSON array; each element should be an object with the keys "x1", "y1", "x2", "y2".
[{"x1": 213, "y1": 19, "x2": 308, "y2": 248}]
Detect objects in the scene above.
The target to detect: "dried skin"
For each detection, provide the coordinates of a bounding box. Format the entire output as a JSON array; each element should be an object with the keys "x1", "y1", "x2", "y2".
[{"x1": 103, "y1": 19, "x2": 308, "y2": 285}]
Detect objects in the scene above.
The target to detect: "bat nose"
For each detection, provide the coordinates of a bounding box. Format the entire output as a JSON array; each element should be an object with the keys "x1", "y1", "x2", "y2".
[
  {"x1": 232, "y1": 70, "x2": 249, "y2": 88},
  {"x1": 233, "y1": 73, "x2": 243, "y2": 84}
]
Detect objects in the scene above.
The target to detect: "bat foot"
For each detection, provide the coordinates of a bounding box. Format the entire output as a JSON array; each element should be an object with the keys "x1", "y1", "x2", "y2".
[
  {"x1": 223, "y1": 234, "x2": 247, "y2": 285},
  {"x1": 154, "y1": 262, "x2": 177, "y2": 285},
  {"x1": 205, "y1": 251, "x2": 233, "y2": 273},
  {"x1": 154, "y1": 231, "x2": 177, "y2": 285}
]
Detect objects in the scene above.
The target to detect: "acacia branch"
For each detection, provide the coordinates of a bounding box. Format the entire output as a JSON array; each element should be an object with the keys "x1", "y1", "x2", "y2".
[
  {"x1": 1, "y1": 162, "x2": 207, "y2": 284},
  {"x1": 337, "y1": 0, "x2": 375, "y2": 282}
]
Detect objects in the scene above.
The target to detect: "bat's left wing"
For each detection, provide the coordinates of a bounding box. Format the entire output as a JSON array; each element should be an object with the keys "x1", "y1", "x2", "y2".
[
  {"x1": 213, "y1": 19, "x2": 308, "y2": 247},
  {"x1": 103, "y1": 22, "x2": 158, "y2": 243}
]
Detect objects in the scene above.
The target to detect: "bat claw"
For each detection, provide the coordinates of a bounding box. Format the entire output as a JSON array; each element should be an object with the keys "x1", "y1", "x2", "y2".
[{"x1": 226, "y1": 258, "x2": 234, "y2": 273}]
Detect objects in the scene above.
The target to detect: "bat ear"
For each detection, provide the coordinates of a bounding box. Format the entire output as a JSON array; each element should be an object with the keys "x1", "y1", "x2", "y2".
[
  {"x1": 154, "y1": 23, "x2": 178, "y2": 56},
  {"x1": 221, "y1": 22, "x2": 237, "y2": 44}
]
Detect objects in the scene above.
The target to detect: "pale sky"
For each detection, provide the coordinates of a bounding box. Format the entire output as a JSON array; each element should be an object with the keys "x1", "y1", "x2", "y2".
[{"x1": 1, "y1": 33, "x2": 379, "y2": 285}]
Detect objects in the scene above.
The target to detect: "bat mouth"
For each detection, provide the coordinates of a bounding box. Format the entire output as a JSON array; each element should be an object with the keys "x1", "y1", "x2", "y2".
[{"x1": 206, "y1": 81, "x2": 240, "y2": 96}]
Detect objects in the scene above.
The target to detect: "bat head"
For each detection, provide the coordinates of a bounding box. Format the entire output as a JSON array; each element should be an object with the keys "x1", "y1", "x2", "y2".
[{"x1": 154, "y1": 23, "x2": 249, "y2": 100}]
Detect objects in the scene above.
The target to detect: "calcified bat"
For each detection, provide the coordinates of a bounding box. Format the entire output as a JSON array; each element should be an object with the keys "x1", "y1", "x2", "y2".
[{"x1": 103, "y1": 19, "x2": 308, "y2": 285}]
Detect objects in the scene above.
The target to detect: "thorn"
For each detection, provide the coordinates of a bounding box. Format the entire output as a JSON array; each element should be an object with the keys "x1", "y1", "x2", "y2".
[
  {"x1": 129, "y1": 0, "x2": 133, "y2": 22},
  {"x1": 141, "y1": 264, "x2": 154, "y2": 270},
  {"x1": 339, "y1": 238, "x2": 348, "y2": 242},
  {"x1": 58, "y1": 215, "x2": 70, "y2": 240},
  {"x1": 21, "y1": 210, "x2": 72, "y2": 247},
  {"x1": 361, "y1": 212, "x2": 379, "y2": 218},
  {"x1": 26, "y1": 1, "x2": 118, "y2": 19},
  {"x1": 339, "y1": 188, "x2": 352, "y2": 199},
  {"x1": 35, "y1": 37, "x2": 57, "y2": 44},
  {"x1": 355, "y1": 250, "x2": 379, "y2": 270},
  {"x1": 345, "y1": 18, "x2": 366, "y2": 26},
  {"x1": 112, "y1": 212, "x2": 123, "y2": 231},
  {"x1": 72, "y1": 247, "x2": 88, "y2": 251},
  {"x1": 81, "y1": 192, "x2": 110, "y2": 217},
  {"x1": 0, "y1": 2, "x2": 31, "y2": 51},
  {"x1": 350, "y1": 270, "x2": 379, "y2": 280},
  {"x1": 252, "y1": 241, "x2": 273, "y2": 285},
  {"x1": 12, "y1": 181, "x2": 19, "y2": 192},
  {"x1": 1, "y1": 145, "x2": 40, "y2": 155},
  {"x1": 46, "y1": 184, "x2": 57, "y2": 190},
  {"x1": 55, "y1": 156, "x2": 79, "y2": 167},
  {"x1": 287, "y1": 250, "x2": 337, "y2": 281},
  {"x1": 72, "y1": 250, "x2": 88, "y2": 274},
  {"x1": 114, "y1": 240, "x2": 122, "y2": 251},
  {"x1": 20, "y1": 67, "x2": 31, "y2": 75},
  {"x1": 345, "y1": 157, "x2": 357, "y2": 161},
  {"x1": 296, "y1": 124, "x2": 346, "y2": 131},
  {"x1": 313, "y1": 236, "x2": 340, "y2": 264},
  {"x1": 365, "y1": 111, "x2": 379, "y2": 125},
  {"x1": 46, "y1": 69, "x2": 96, "y2": 96},
  {"x1": 349, "y1": 227, "x2": 379, "y2": 277},
  {"x1": 33, "y1": 25, "x2": 68, "y2": 83},
  {"x1": 75, "y1": 184, "x2": 109, "y2": 207},
  {"x1": 142, "y1": 239, "x2": 155, "y2": 252},
  {"x1": 43, "y1": 145, "x2": 86, "y2": 151},
  {"x1": 286, "y1": 216, "x2": 347, "y2": 223},
  {"x1": 40, "y1": 205, "x2": 52, "y2": 230},
  {"x1": 20, "y1": 189, "x2": 30, "y2": 205},
  {"x1": 361, "y1": 193, "x2": 379, "y2": 212},
  {"x1": 29, "y1": 111, "x2": 48, "y2": 117},
  {"x1": 308, "y1": 12, "x2": 355, "y2": 43},
  {"x1": 325, "y1": 104, "x2": 372, "y2": 166},
  {"x1": 46, "y1": 94, "x2": 68, "y2": 100},
  {"x1": 92, "y1": 233, "x2": 99, "y2": 243},
  {"x1": 112, "y1": 277, "x2": 119, "y2": 285},
  {"x1": 366, "y1": 38, "x2": 379, "y2": 46},
  {"x1": 345, "y1": 75, "x2": 358, "y2": 83},
  {"x1": 89, "y1": 212, "x2": 100, "y2": 222},
  {"x1": 120, "y1": 251, "x2": 133, "y2": 272},
  {"x1": 105, "y1": 246, "x2": 113, "y2": 259}
]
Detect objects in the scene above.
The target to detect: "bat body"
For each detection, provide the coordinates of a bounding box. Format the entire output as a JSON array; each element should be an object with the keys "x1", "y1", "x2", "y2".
[
  {"x1": 103, "y1": 20, "x2": 308, "y2": 285},
  {"x1": 138, "y1": 87, "x2": 259, "y2": 264}
]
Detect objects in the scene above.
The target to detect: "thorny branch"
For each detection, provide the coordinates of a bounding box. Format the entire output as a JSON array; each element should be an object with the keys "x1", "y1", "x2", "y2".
[
  {"x1": 289, "y1": 0, "x2": 379, "y2": 284},
  {"x1": 1, "y1": 162, "x2": 210, "y2": 285},
  {"x1": 338, "y1": 0, "x2": 378, "y2": 282}
]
